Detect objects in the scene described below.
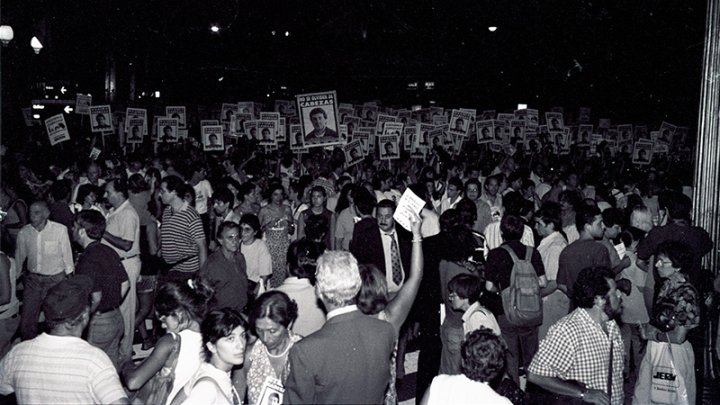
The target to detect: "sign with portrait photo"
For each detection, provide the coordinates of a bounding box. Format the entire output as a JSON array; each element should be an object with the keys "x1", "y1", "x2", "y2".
[
  {"x1": 379, "y1": 134, "x2": 400, "y2": 160},
  {"x1": 76, "y1": 94, "x2": 92, "y2": 115},
  {"x1": 157, "y1": 117, "x2": 179, "y2": 143},
  {"x1": 166, "y1": 106, "x2": 187, "y2": 129},
  {"x1": 257, "y1": 120, "x2": 277, "y2": 146},
  {"x1": 221, "y1": 103, "x2": 239, "y2": 123},
  {"x1": 545, "y1": 112, "x2": 564, "y2": 131},
  {"x1": 633, "y1": 140, "x2": 654, "y2": 165},
  {"x1": 476, "y1": 120, "x2": 493, "y2": 144},
  {"x1": 202, "y1": 125, "x2": 225, "y2": 151},
  {"x1": 126, "y1": 118, "x2": 144, "y2": 144},
  {"x1": 89, "y1": 105, "x2": 113, "y2": 133},
  {"x1": 403, "y1": 124, "x2": 417, "y2": 152},
  {"x1": 657, "y1": 121, "x2": 676, "y2": 145},
  {"x1": 296, "y1": 90, "x2": 341, "y2": 148},
  {"x1": 344, "y1": 139, "x2": 365, "y2": 167},
  {"x1": 45, "y1": 114, "x2": 70, "y2": 146},
  {"x1": 126, "y1": 108, "x2": 148, "y2": 135},
  {"x1": 243, "y1": 120, "x2": 258, "y2": 141},
  {"x1": 237, "y1": 101, "x2": 255, "y2": 116},
  {"x1": 448, "y1": 109, "x2": 473, "y2": 138},
  {"x1": 289, "y1": 124, "x2": 307, "y2": 152}
]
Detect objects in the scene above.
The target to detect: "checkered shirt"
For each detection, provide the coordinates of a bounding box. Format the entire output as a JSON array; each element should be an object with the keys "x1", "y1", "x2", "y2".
[{"x1": 529, "y1": 308, "x2": 624, "y2": 405}]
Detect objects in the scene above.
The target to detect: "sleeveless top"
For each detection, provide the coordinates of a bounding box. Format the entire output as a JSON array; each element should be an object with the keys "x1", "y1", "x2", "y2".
[{"x1": 246, "y1": 332, "x2": 302, "y2": 405}]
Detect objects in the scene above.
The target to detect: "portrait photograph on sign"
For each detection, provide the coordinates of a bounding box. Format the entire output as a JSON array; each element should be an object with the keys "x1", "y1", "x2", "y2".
[
  {"x1": 126, "y1": 118, "x2": 144, "y2": 144},
  {"x1": 243, "y1": 120, "x2": 258, "y2": 141},
  {"x1": 257, "y1": 120, "x2": 277, "y2": 146},
  {"x1": 76, "y1": 94, "x2": 92, "y2": 115},
  {"x1": 237, "y1": 101, "x2": 255, "y2": 116},
  {"x1": 476, "y1": 120, "x2": 493, "y2": 144},
  {"x1": 378, "y1": 134, "x2": 400, "y2": 160},
  {"x1": 158, "y1": 117, "x2": 179, "y2": 143},
  {"x1": 343, "y1": 139, "x2": 364, "y2": 167},
  {"x1": 296, "y1": 90, "x2": 341, "y2": 147},
  {"x1": 126, "y1": 108, "x2": 148, "y2": 135},
  {"x1": 89, "y1": 105, "x2": 113, "y2": 133},
  {"x1": 545, "y1": 111, "x2": 564, "y2": 131},
  {"x1": 221, "y1": 102, "x2": 239, "y2": 123},
  {"x1": 448, "y1": 109, "x2": 472, "y2": 137},
  {"x1": 633, "y1": 141, "x2": 654, "y2": 164},
  {"x1": 202, "y1": 125, "x2": 225, "y2": 151},
  {"x1": 166, "y1": 106, "x2": 187, "y2": 129}
]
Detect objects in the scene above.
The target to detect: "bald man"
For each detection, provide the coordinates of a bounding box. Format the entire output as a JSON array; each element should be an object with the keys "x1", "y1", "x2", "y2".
[{"x1": 15, "y1": 201, "x2": 74, "y2": 340}]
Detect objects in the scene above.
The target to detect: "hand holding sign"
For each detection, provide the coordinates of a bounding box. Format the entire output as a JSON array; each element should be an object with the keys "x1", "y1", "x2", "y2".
[{"x1": 393, "y1": 188, "x2": 426, "y2": 232}]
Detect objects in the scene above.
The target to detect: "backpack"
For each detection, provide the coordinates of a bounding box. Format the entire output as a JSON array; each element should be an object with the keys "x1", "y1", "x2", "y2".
[{"x1": 500, "y1": 245, "x2": 543, "y2": 326}]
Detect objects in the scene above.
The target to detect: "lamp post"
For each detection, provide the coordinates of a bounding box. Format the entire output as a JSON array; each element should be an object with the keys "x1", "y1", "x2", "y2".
[{"x1": 30, "y1": 36, "x2": 43, "y2": 54}]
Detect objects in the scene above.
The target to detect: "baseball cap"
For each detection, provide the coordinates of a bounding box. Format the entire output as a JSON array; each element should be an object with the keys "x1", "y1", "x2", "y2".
[{"x1": 42, "y1": 275, "x2": 93, "y2": 322}]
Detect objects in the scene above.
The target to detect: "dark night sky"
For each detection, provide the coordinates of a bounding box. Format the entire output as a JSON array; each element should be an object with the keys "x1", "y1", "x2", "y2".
[{"x1": 1, "y1": 1, "x2": 708, "y2": 133}]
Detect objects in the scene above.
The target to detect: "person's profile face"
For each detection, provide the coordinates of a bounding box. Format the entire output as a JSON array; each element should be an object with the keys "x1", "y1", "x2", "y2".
[{"x1": 310, "y1": 112, "x2": 327, "y2": 130}]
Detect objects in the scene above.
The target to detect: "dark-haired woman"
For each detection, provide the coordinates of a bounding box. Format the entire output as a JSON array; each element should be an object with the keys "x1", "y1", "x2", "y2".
[
  {"x1": 172, "y1": 309, "x2": 248, "y2": 405},
  {"x1": 245, "y1": 291, "x2": 302, "y2": 405}
]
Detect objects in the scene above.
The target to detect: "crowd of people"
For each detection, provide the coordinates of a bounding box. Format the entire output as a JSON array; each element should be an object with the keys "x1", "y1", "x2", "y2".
[{"x1": 0, "y1": 102, "x2": 717, "y2": 405}]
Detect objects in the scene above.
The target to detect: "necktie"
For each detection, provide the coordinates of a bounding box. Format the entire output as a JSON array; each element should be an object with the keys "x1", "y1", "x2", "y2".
[{"x1": 389, "y1": 234, "x2": 402, "y2": 285}]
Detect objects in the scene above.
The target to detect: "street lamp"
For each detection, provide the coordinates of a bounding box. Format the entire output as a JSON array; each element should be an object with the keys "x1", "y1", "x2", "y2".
[
  {"x1": 30, "y1": 36, "x2": 43, "y2": 54},
  {"x1": 0, "y1": 25, "x2": 14, "y2": 46}
]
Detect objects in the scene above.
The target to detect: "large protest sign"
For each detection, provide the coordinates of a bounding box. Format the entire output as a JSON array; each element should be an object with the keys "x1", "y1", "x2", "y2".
[
  {"x1": 76, "y1": 94, "x2": 92, "y2": 115},
  {"x1": 166, "y1": 106, "x2": 187, "y2": 129},
  {"x1": 633, "y1": 140, "x2": 654, "y2": 165},
  {"x1": 89, "y1": 105, "x2": 113, "y2": 133},
  {"x1": 448, "y1": 109, "x2": 472, "y2": 137},
  {"x1": 296, "y1": 90, "x2": 341, "y2": 148},
  {"x1": 158, "y1": 118, "x2": 179, "y2": 143},
  {"x1": 45, "y1": 114, "x2": 70, "y2": 146},
  {"x1": 202, "y1": 125, "x2": 225, "y2": 151},
  {"x1": 126, "y1": 108, "x2": 148, "y2": 135},
  {"x1": 126, "y1": 118, "x2": 145, "y2": 144},
  {"x1": 379, "y1": 134, "x2": 400, "y2": 160},
  {"x1": 344, "y1": 139, "x2": 365, "y2": 167},
  {"x1": 257, "y1": 120, "x2": 277, "y2": 146}
]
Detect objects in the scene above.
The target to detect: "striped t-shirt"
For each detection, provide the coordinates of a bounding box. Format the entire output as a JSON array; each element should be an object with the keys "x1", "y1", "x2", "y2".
[
  {"x1": 0, "y1": 333, "x2": 127, "y2": 404},
  {"x1": 161, "y1": 202, "x2": 206, "y2": 273}
]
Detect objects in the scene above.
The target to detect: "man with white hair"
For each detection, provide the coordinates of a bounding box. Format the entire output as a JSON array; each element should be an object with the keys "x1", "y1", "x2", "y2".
[{"x1": 284, "y1": 251, "x2": 396, "y2": 404}]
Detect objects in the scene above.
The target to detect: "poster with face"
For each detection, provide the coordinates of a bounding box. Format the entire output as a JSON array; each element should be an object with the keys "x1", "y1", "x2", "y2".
[
  {"x1": 166, "y1": 106, "x2": 187, "y2": 129},
  {"x1": 352, "y1": 128, "x2": 372, "y2": 154},
  {"x1": 90, "y1": 105, "x2": 113, "y2": 133},
  {"x1": 375, "y1": 113, "x2": 397, "y2": 135},
  {"x1": 296, "y1": 90, "x2": 341, "y2": 148},
  {"x1": 657, "y1": 121, "x2": 676, "y2": 145},
  {"x1": 379, "y1": 135, "x2": 400, "y2": 160},
  {"x1": 202, "y1": 125, "x2": 225, "y2": 151},
  {"x1": 617, "y1": 124, "x2": 633, "y2": 143},
  {"x1": 45, "y1": 114, "x2": 70, "y2": 146},
  {"x1": 577, "y1": 125, "x2": 593, "y2": 146},
  {"x1": 403, "y1": 124, "x2": 417, "y2": 152},
  {"x1": 509, "y1": 120, "x2": 526, "y2": 145},
  {"x1": 126, "y1": 108, "x2": 148, "y2": 135},
  {"x1": 477, "y1": 120, "x2": 493, "y2": 144},
  {"x1": 448, "y1": 109, "x2": 473, "y2": 137},
  {"x1": 76, "y1": 94, "x2": 92, "y2": 115},
  {"x1": 237, "y1": 101, "x2": 255, "y2": 117},
  {"x1": 491, "y1": 120, "x2": 506, "y2": 144},
  {"x1": 157, "y1": 118, "x2": 179, "y2": 143},
  {"x1": 289, "y1": 124, "x2": 308, "y2": 152},
  {"x1": 545, "y1": 112, "x2": 564, "y2": 131},
  {"x1": 257, "y1": 120, "x2": 277, "y2": 145},
  {"x1": 126, "y1": 118, "x2": 144, "y2": 144},
  {"x1": 344, "y1": 139, "x2": 365, "y2": 167},
  {"x1": 633, "y1": 141, "x2": 654, "y2": 165},
  {"x1": 221, "y1": 103, "x2": 239, "y2": 123}
]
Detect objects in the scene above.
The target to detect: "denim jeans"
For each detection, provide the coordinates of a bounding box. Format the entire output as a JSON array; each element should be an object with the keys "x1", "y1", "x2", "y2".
[
  {"x1": 88, "y1": 308, "x2": 124, "y2": 368},
  {"x1": 20, "y1": 272, "x2": 66, "y2": 340}
]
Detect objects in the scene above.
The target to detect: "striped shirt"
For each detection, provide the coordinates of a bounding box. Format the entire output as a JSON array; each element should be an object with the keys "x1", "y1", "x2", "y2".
[
  {"x1": 0, "y1": 333, "x2": 127, "y2": 404},
  {"x1": 161, "y1": 202, "x2": 206, "y2": 273}
]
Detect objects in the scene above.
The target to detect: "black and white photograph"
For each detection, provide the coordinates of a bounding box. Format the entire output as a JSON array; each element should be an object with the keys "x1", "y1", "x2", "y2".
[
  {"x1": 126, "y1": 118, "x2": 144, "y2": 144},
  {"x1": 633, "y1": 140, "x2": 655, "y2": 164},
  {"x1": 403, "y1": 124, "x2": 417, "y2": 151},
  {"x1": 545, "y1": 111, "x2": 564, "y2": 131},
  {"x1": 44, "y1": 114, "x2": 70, "y2": 146},
  {"x1": 296, "y1": 90, "x2": 340, "y2": 147},
  {"x1": 657, "y1": 121, "x2": 677, "y2": 145},
  {"x1": 618, "y1": 124, "x2": 633, "y2": 143},
  {"x1": 378, "y1": 134, "x2": 400, "y2": 160},
  {"x1": 376, "y1": 113, "x2": 396, "y2": 135},
  {"x1": 75, "y1": 93, "x2": 92, "y2": 115},
  {"x1": 237, "y1": 101, "x2": 255, "y2": 115},
  {"x1": 89, "y1": 105, "x2": 113, "y2": 133},
  {"x1": 157, "y1": 117, "x2": 179, "y2": 143},
  {"x1": 476, "y1": 120, "x2": 493, "y2": 144},
  {"x1": 166, "y1": 106, "x2": 187, "y2": 129},
  {"x1": 448, "y1": 109, "x2": 473, "y2": 137},
  {"x1": 491, "y1": 120, "x2": 506, "y2": 144},
  {"x1": 221, "y1": 102, "x2": 239, "y2": 122},
  {"x1": 202, "y1": 125, "x2": 225, "y2": 151},
  {"x1": 243, "y1": 120, "x2": 258, "y2": 141},
  {"x1": 257, "y1": 120, "x2": 277, "y2": 146},
  {"x1": 343, "y1": 139, "x2": 364, "y2": 167},
  {"x1": 126, "y1": 108, "x2": 148, "y2": 135},
  {"x1": 577, "y1": 124, "x2": 593, "y2": 145}
]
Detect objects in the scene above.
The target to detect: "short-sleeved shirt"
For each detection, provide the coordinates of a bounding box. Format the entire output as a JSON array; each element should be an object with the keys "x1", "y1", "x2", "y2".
[
  {"x1": 484, "y1": 240, "x2": 545, "y2": 317},
  {"x1": 199, "y1": 250, "x2": 248, "y2": 312},
  {"x1": 76, "y1": 242, "x2": 129, "y2": 312},
  {"x1": 161, "y1": 202, "x2": 206, "y2": 273},
  {"x1": 0, "y1": 333, "x2": 127, "y2": 404},
  {"x1": 193, "y1": 180, "x2": 214, "y2": 215},
  {"x1": 528, "y1": 308, "x2": 624, "y2": 405},
  {"x1": 103, "y1": 199, "x2": 140, "y2": 258},
  {"x1": 557, "y1": 239, "x2": 610, "y2": 294},
  {"x1": 239, "y1": 239, "x2": 272, "y2": 283}
]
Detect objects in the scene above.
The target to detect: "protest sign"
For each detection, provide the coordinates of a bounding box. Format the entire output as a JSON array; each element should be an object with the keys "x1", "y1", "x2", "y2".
[
  {"x1": 448, "y1": 109, "x2": 473, "y2": 137},
  {"x1": 257, "y1": 120, "x2": 277, "y2": 146},
  {"x1": 126, "y1": 118, "x2": 144, "y2": 144},
  {"x1": 158, "y1": 117, "x2": 179, "y2": 143},
  {"x1": 545, "y1": 111, "x2": 564, "y2": 131},
  {"x1": 202, "y1": 125, "x2": 225, "y2": 151},
  {"x1": 344, "y1": 139, "x2": 364, "y2": 167},
  {"x1": 45, "y1": 114, "x2": 70, "y2": 146},
  {"x1": 393, "y1": 188, "x2": 425, "y2": 232},
  {"x1": 296, "y1": 91, "x2": 341, "y2": 148},
  {"x1": 166, "y1": 106, "x2": 187, "y2": 129},
  {"x1": 633, "y1": 140, "x2": 654, "y2": 165},
  {"x1": 379, "y1": 134, "x2": 400, "y2": 160},
  {"x1": 126, "y1": 108, "x2": 148, "y2": 135},
  {"x1": 89, "y1": 105, "x2": 113, "y2": 133},
  {"x1": 76, "y1": 94, "x2": 92, "y2": 115},
  {"x1": 221, "y1": 103, "x2": 239, "y2": 122}
]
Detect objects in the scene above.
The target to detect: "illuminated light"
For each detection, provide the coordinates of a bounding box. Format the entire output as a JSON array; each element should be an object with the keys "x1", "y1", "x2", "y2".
[
  {"x1": 33, "y1": 114, "x2": 41, "y2": 119},
  {"x1": 30, "y1": 36, "x2": 43, "y2": 54},
  {"x1": 271, "y1": 30, "x2": 276, "y2": 36},
  {"x1": 0, "y1": 25, "x2": 14, "y2": 46},
  {"x1": 266, "y1": 93, "x2": 270, "y2": 97},
  {"x1": 218, "y1": 76, "x2": 224, "y2": 82},
  {"x1": 154, "y1": 91, "x2": 160, "y2": 98},
  {"x1": 280, "y1": 85, "x2": 287, "y2": 90},
  {"x1": 488, "y1": 26, "x2": 498, "y2": 32},
  {"x1": 517, "y1": 104, "x2": 527, "y2": 110},
  {"x1": 210, "y1": 25, "x2": 220, "y2": 33},
  {"x1": 54, "y1": 95, "x2": 58, "y2": 99},
  {"x1": 285, "y1": 31, "x2": 290, "y2": 37},
  {"x1": 33, "y1": 104, "x2": 45, "y2": 109}
]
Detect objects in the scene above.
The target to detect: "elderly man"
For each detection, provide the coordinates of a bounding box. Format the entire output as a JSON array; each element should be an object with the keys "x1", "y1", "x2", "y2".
[
  {"x1": 0, "y1": 275, "x2": 129, "y2": 404},
  {"x1": 16, "y1": 200, "x2": 74, "y2": 340},
  {"x1": 101, "y1": 178, "x2": 140, "y2": 363},
  {"x1": 284, "y1": 251, "x2": 395, "y2": 404},
  {"x1": 528, "y1": 267, "x2": 624, "y2": 405}
]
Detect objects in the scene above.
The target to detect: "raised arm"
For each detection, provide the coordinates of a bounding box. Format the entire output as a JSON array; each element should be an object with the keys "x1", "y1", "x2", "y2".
[{"x1": 383, "y1": 212, "x2": 423, "y2": 334}]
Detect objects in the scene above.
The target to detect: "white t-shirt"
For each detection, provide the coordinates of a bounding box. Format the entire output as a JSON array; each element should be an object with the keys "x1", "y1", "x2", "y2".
[
  {"x1": 426, "y1": 374, "x2": 512, "y2": 405},
  {"x1": 240, "y1": 239, "x2": 273, "y2": 282}
]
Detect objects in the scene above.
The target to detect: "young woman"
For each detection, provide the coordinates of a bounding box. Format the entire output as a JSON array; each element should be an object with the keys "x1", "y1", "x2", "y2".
[
  {"x1": 172, "y1": 309, "x2": 248, "y2": 405},
  {"x1": 258, "y1": 183, "x2": 294, "y2": 288},
  {"x1": 296, "y1": 186, "x2": 335, "y2": 250},
  {"x1": 239, "y1": 214, "x2": 273, "y2": 298},
  {"x1": 122, "y1": 281, "x2": 210, "y2": 405}
]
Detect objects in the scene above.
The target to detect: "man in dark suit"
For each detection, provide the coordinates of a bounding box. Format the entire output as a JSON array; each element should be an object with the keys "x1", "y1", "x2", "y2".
[
  {"x1": 304, "y1": 107, "x2": 338, "y2": 142},
  {"x1": 284, "y1": 251, "x2": 395, "y2": 404},
  {"x1": 350, "y1": 198, "x2": 412, "y2": 296}
]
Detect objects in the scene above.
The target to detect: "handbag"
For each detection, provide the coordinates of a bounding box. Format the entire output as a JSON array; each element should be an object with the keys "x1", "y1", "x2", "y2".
[
  {"x1": 649, "y1": 339, "x2": 689, "y2": 405},
  {"x1": 131, "y1": 332, "x2": 182, "y2": 405}
]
